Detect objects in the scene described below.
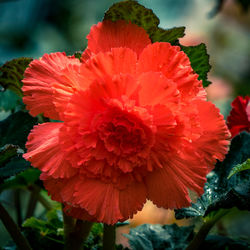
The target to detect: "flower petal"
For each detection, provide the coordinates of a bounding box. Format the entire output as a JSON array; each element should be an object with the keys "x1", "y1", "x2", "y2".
[
  {"x1": 80, "y1": 47, "x2": 137, "y2": 83},
  {"x1": 63, "y1": 204, "x2": 96, "y2": 222},
  {"x1": 193, "y1": 100, "x2": 231, "y2": 169},
  {"x1": 145, "y1": 165, "x2": 191, "y2": 209},
  {"x1": 137, "y1": 72, "x2": 179, "y2": 107},
  {"x1": 24, "y1": 123, "x2": 78, "y2": 178},
  {"x1": 22, "y1": 52, "x2": 82, "y2": 119},
  {"x1": 137, "y1": 42, "x2": 206, "y2": 101},
  {"x1": 86, "y1": 20, "x2": 151, "y2": 57},
  {"x1": 73, "y1": 177, "x2": 147, "y2": 224}
]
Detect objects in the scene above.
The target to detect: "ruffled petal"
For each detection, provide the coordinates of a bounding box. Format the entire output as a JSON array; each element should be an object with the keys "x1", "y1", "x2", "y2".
[
  {"x1": 137, "y1": 72, "x2": 179, "y2": 107},
  {"x1": 22, "y1": 52, "x2": 82, "y2": 119},
  {"x1": 63, "y1": 204, "x2": 96, "y2": 222},
  {"x1": 24, "y1": 123, "x2": 78, "y2": 178},
  {"x1": 72, "y1": 177, "x2": 147, "y2": 224},
  {"x1": 137, "y1": 42, "x2": 206, "y2": 101},
  {"x1": 41, "y1": 174, "x2": 95, "y2": 222},
  {"x1": 86, "y1": 20, "x2": 151, "y2": 57},
  {"x1": 145, "y1": 165, "x2": 191, "y2": 209},
  {"x1": 193, "y1": 100, "x2": 230, "y2": 169},
  {"x1": 80, "y1": 48, "x2": 137, "y2": 83},
  {"x1": 40, "y1": 173, "x2": 66, "y2": 202}
]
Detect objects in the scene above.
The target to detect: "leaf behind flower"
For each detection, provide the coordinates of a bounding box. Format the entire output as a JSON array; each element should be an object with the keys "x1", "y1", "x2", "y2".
[
  {"x1": 104, "y1": 0, "x2": 185, "y2": 45},
  {"x1": 0, "y1": 57, "x2": 32, "y2": 97},
  {"x1": 175, "y1": 132, "x2": 250, "y2": 219}
]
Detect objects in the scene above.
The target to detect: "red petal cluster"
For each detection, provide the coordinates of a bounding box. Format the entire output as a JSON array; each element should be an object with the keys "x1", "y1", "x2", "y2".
[
  {"x1": 227, "y1": 96, "x2": 250, "y2": 138},
  {"x1": 22, "y1": 20, "x2": 230, "y2": 224}
]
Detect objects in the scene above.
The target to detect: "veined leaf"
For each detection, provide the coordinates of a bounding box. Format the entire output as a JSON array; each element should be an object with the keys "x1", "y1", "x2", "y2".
[
  {"x1": 104, "y1": 0, "x2": 185, "y2": 44},
  {"x1": 0, "y1": 57, "x2": 32, "y2": 97},
  {"x1": 181, "y1": 44, "x2": 211, "y2": 87},
  {"x1": 125, "y1": 224, "x2": 194, "y2": 250}
]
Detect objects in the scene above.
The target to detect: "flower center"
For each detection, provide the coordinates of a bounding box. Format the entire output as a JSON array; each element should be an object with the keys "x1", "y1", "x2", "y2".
[{"x1": 98, "y1": 112, "x2": 149, "y2": 156}]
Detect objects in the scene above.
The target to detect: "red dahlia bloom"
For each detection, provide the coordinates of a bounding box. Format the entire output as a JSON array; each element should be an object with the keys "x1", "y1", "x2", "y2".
[
  {"x1": 227, "y1": 96, "x2": 250, "y2": 138},
  {"x1": 22, "y1": 20, "x2": 230, "y2": 224}
]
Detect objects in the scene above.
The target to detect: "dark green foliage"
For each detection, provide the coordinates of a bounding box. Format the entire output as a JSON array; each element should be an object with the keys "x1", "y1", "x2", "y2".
[
  {"x1": 73, "y1": 51, "x2": 82, "y2": 60},
  {"x1": 204, "y1": 182, "x2": 250, "y2": 215},
  {"x1": 209, "y1": 0, "x2": 250, "y2": 17},
  {"x1": 228, "y1": 159, "x2": 250, "y2": 179},
  {"x1": 0, "y1": 57, "x2": 32, "y2": 97},
  {"x1": 181, "y1": 44, "x2": 211, "y2": 87},
  {"x1": 83, "y1": 223, "x2": 103, "y2": 249},
  {"x1": 0, "y1": 112, "x2": 37, "y2": 180},
  {"x1": 0, "y1": 168, "x2": 41, "y2": 193},
  {"x1": 202, "y1": 235, "x2": 250, "y2": 249},
  {"x1": 125, "y1": 224, "x2": 194, "y2": 250},
  {"x1": 104, "y1": 0, "x2": 185, "y2": 45},
  {"x1": 0, "y1": 90, "x2": 24, "y2": 112},
  {"x1": 0, "y1": 144, "x2": 30, "y2": 180},
  {"x1": 236, "y1": 0, "x2": 250, "y2": 11},
  {"x1": 0, "y1": 111, "x2": 37, "y2": 149},
  {"x1": 23, "y1": 209, "x2": 64, "y2": 236},
  {"x1": 0, "y1": 156, "x2": 30, "y2": 180},
  {"x1": 0, "y1": 144, "x2": 20, "y2": 166},
  {"x1": 151, "y1": 27, "x2": 185, "y2": 44},
  {"x1": 175, "y1": 132, "x2": 250, "y2": 219},
  {"x1": 22, "y1": 208, "x2": 64, "y2": 250}
]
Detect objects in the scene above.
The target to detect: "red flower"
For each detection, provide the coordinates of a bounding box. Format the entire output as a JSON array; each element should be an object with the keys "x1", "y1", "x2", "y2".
[
  {"x1": 22, "y1": 20, "x2": 230, "y2": 224},
  {"x1": 227, "y1": 96, "x2": 250, "y2": 138}
]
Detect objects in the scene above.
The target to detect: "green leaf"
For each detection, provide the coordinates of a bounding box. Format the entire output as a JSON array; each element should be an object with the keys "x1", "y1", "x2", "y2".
[
  {"x1": 175, "y1": 132, "x2": 250, "y2": 219},
  {"x1": 0, "y1": 111, "x2": 37, "y2": 149},
  {"x1": 228, "y1": 159, "x2": 250, "y2": 179},
  {"x1": 104, "y1": 0, "x2": 185, "y2": 44},
  {"x1": 181, "y1": 44, "x2": 211, "y2": 87},
  {"x1": 204, "y1": 182, "x2": 250, "y2": 215},
  {"x1": 0, "y1": 90, "x2": 24, "y2": 113},
  {"x1": 151, "y1": 27, "x2": 185, "y2": 44},
  {"x1": 23, "y1": 217, "x2": 49, "y2": 234},
  {"x1": 0, "y1": 168, "x2": 40, "y2": 192},
  {"x1": 0, "y1": 156, "x2": 30, "y2": 179},
  {"x1": 23, "y1": 208, "x2": 63, "y2": 236},
  {"x1": 125, "y1": 224, "x2": 194, "y2": 250},
  {"x1": 202, "y1": 235, "x2": 250, "y2": 249},
  {"x1": 0, "y1": 144, "x2": 20, "y2": 166},
  {"x1": 0, "y1": 144, "x2": 30, "y2": 180},
  {"x1": 0, "y1": 57, "x2": 32, "y2": 97},
  {"x1": 83, "y1": 223, "x2": 103, "y2": 249},
  {"x1": 22, "y1": 208, "x2": 64, "y2": 249}
]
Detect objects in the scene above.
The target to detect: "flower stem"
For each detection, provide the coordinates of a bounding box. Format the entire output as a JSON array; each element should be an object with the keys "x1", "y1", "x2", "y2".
[
  {"x1": 0, "y1": 202, "x2": 32, "y2": 250},
  {"x1": 186, "y1": 209, "x2": 229, "y2": 250},
  {"x1": 14, "y1": 189, "x2": 22, "y2": 226},
  {"x1": 25, "y1": 187, "x2": 40, "y2": 219},
  {"x1": 103, "y1": 224, "x2": 116, "y2": 250},
  {"x1": 63, "y1": 211, "x2": 93, "y2": 250}
]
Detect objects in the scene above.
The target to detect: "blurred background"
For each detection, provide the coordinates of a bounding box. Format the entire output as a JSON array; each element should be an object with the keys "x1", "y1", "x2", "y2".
[{"x1": 0, "y1": 0, "x2": 249, "y2": 247}]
